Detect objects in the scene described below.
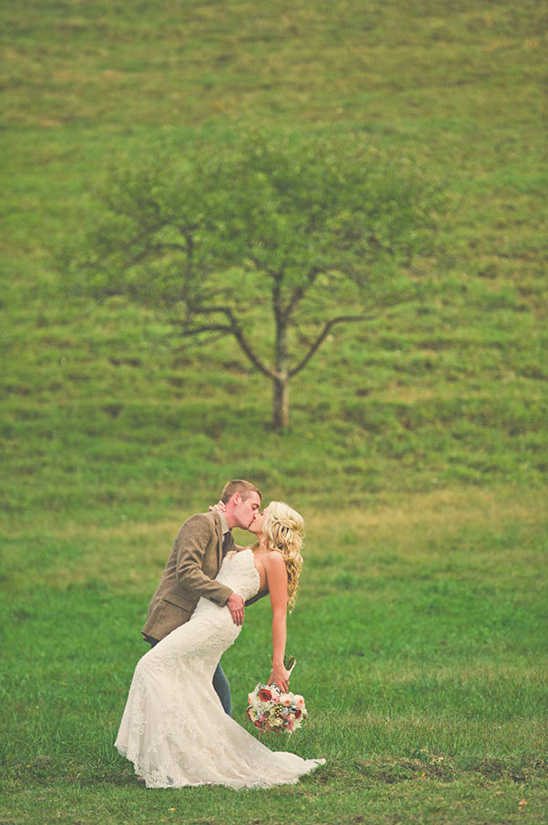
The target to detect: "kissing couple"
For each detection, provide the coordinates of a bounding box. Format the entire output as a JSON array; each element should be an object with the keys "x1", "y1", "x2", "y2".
[{"x1": 115, "y1": 479, "x2": 325, "y2": 789}]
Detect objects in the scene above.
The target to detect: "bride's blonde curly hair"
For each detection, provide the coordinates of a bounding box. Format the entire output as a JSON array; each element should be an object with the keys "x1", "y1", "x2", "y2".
[{"x1": 263, "y1": 501, "x2": 304, "y2": 612}]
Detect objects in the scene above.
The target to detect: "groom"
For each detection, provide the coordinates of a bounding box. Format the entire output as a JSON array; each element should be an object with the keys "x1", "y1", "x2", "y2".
[{"x1": 141, "y1": 479, "x2": 262, "y2": 716}]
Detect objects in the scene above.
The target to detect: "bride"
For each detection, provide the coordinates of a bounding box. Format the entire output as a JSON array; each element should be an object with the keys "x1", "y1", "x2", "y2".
[{"x1": 115, "y1": 501, "x2": 325, "y2": 788}]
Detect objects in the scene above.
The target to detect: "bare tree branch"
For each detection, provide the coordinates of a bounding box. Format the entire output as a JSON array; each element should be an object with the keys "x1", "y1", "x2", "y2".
[
  {"x1": 286, "y1": 268, "x2": 321, "y2": 318},
  {"x1": 100, "y1": 223, "x2": 165, "y2": 260},
  {"x1": 191, "y1": 306, "x2": 277, "y2": 380},
  {"x1": 180, "y1": 324, "x2": 233, "y2": 336},
  {"x1": 289, "y1": 314, "x2": 371, "y2": 378},
  {"x1": 124, "y1": 241, "x2": 188, "y2": 270}
]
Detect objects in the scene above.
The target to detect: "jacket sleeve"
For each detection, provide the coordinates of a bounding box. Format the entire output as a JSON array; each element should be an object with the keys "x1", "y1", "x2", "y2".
[{"x1": 175, "y1": 514, "x2": 232, "y2": 606}]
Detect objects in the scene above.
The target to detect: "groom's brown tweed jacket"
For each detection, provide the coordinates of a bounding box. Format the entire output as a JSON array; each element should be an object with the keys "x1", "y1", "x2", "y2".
[{"x1": 141, "y1": 510, "x2": 235, "y2": 642}]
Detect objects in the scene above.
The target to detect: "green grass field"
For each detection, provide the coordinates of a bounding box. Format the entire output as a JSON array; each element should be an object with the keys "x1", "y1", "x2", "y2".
[{"x1": 1, "y1": 0, "x2": 547, "y2": 823}]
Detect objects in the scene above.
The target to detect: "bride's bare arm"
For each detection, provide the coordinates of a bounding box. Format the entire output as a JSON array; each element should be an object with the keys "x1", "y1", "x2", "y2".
[{"x1": 263, "y1": 550, "x2": 291, "y2": 692}]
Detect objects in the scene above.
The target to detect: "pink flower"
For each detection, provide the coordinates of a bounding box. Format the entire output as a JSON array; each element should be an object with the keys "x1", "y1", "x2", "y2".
[{"x1": 247, "y1": 680, "x2": 308, "y2": 737}]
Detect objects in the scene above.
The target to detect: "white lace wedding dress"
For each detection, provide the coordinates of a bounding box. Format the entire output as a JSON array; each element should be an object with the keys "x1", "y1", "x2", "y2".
[{"x1": 115, "y1": 548, "x2": 325, "y2": 788}]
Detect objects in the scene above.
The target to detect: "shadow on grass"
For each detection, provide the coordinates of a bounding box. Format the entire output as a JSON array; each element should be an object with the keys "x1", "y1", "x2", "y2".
[{"x1": 13, "y1": 752, "x2": 547, "y2": 792}]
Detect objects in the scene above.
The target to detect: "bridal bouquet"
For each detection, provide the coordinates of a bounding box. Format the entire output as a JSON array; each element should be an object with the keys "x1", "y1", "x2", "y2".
[{"x1": 246, "y1": 683, "x2": 307, "y2": 737}]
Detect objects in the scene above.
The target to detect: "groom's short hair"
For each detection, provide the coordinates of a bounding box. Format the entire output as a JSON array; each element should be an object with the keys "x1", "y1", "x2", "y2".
[{"x1": 220, "y1": 479, "x2": 262, "y2": 504}]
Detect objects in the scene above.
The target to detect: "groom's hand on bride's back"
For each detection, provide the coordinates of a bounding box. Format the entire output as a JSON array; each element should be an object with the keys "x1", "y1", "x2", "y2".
[{"x1": 227, "y1": 592, "x2": 245, "y2": 626}]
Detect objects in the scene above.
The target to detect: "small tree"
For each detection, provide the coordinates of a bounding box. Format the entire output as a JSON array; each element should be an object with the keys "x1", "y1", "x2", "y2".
[{"x1": 66, "y1": 134, "x2": 442, "y2": 429}]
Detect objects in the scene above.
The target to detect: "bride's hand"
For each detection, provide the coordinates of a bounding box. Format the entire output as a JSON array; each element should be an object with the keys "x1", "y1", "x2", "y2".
[
  {"x1": 209, "y1": 500, "x2": 226, "y2": 513},
  {"x1": 268, "y1": 664, "x2": 291, "y2": 694}
]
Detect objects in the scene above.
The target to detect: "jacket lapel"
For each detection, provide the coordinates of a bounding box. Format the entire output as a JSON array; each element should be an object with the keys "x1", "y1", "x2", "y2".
[{"x1": 213, "y1": 511, "x2": 224, "y2": 565}]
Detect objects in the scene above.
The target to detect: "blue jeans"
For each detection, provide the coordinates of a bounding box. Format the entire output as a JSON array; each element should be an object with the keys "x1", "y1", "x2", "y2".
[
  {"x1": 212, "y1": 662, "x2": 232, "y2": 717},
  {"x1": 147, "y1": 639, "x2": 232, "y2": 717}
]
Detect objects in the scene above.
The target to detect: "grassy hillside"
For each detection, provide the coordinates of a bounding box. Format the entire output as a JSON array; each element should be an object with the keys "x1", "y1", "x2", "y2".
[
  {"x1": 1, "y1": 0, "x2": 546, "y2": 516},
  {"x1": 1, "y1": 1, "x2": 547, "y2": 823}
]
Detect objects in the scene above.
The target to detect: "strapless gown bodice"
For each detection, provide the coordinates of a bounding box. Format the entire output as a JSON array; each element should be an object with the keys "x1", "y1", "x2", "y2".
[{"x1": 197, "y1": 548, "x2": 260, "y2": 607}]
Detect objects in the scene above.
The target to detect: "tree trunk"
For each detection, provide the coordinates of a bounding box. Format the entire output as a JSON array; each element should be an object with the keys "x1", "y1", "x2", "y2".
[
  {"x1": 272, "y1": 315, "x2": 290, "y2": 430},
  {"x1": 272, "y1": 375, "x2": 289, "y2": 430}
]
